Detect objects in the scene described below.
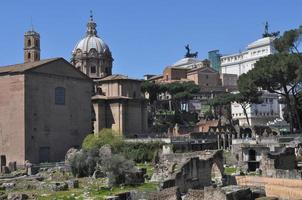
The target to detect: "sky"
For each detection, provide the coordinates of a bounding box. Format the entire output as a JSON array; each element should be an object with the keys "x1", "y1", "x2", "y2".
[{"x1": 0, "y1": 0, "x2": 302, "y2": 78}]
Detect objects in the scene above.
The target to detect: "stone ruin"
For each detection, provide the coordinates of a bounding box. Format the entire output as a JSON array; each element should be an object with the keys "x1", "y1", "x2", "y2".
[
  {"x1": 149, "y1": 185, "x2": 256, "y2": 200},
  {"x1": 151, "y1": 150, "x2": 224, "y2": 193},
  {"x1": 260, "y1": 147, "x2": 302, "y2": 179}
]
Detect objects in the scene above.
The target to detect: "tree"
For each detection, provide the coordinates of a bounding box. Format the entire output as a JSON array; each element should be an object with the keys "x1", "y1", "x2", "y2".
[
  {"x1": 236, "y1": 73, "x2": 263, "y2": 126},
  {"x1": 209, "y1": 93, "x2": 235, "y2": 127},
  {"x1": 141, "y1": 81, "x2": 163, "y2": 104},
  {"x1": 251, "y1": 53, "x2": 302, "y2": 132},
  {"x1": 274, "y1": 26, "x2": 302, "y2": 56},
  {"x1": 273, "y1": 26, "x2": 302, "y2": 131},
  {"x1": 165, "y1": 81, "x2": 200, "y2": 113}
]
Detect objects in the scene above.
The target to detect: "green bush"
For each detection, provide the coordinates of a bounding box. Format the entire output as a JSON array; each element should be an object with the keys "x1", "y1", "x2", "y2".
[
  {"x1": 82, "y1": 129, "x2": 122, "y2": 152},
  {"x1": 82, "y1": 129, "x2": 163, "y2": 163},
  {"x1": 119, "y1": 142, "x2": 163, "y2": 163}
]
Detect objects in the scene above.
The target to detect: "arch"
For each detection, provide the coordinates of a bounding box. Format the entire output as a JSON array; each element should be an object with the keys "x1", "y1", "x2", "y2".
[
  {"x1": 27, "y1": 39, "x2": 31, "y2": 47},
  {"x1": 27, "y1": 52, "x2": 31, "y2": 59},
  {"x1": 211, "y1": 161, "x2": 223, "y2": 186},
  {"x1": 210, "y1": 150, "x2": 224, "y2": 186}
]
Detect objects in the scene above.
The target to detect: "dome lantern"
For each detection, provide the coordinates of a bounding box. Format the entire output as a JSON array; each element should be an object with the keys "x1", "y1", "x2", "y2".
[{"x1": 86, "y1": 10, "x2": 97, "y2": 36}]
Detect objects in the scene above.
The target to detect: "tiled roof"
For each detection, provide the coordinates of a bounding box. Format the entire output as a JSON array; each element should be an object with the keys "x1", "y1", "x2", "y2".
[
  {"x1": 97, "y1": 74, "x2": 141, "y2": 82},
  {"x1": 0, "y1": 58, "x2": 61, "y2": 74}
]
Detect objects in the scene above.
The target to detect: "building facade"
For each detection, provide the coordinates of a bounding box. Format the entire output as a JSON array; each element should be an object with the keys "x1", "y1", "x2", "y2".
[
  {"x1": 220, "y1": 37, "x2": 276, "y2": 76},
  {"x1": 231, "y1": 92, "x2": 281, "y2": 126},
  {"x1": 220, "y1": 36, "x2": 282, "y2": 126},
  {"x1": 146, "y1": 55, "x2": 236, "y2": 115},
  {"x1": 92, "y1": 75, "x2": 148, "y2": 137},
  {"x1": 0, "y1": 57, "x2": 92, "y2": 165},
  {"x1": 208, "y1": 50, "x2": 221, "y2": 72}
]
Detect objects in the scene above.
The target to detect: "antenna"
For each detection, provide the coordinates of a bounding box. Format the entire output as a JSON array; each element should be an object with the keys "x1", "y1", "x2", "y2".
[
  {"x1": 30, "y1": 17, "x2": 34, "y2": 31},
  {"x1": 90, "y1": 10, "x2": 93, "y2": 21}
]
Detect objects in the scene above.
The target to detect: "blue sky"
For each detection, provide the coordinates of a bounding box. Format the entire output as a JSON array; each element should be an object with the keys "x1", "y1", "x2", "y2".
[{"x1": 0, "y1": 0, "x2": 301, "y2": 78}]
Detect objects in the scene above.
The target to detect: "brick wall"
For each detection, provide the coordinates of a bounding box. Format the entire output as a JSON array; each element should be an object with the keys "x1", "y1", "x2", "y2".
[{"x1": 0, "y1": 74, "x2": 26, "y2": 165}]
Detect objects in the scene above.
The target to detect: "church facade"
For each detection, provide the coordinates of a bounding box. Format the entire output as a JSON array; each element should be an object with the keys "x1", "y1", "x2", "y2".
[
  {"x1": 71, "y1": 14, "x2": 148, "y2": 137},
  {"x1": 0, "y1": 13, "x2": 149, "y2": 165}
]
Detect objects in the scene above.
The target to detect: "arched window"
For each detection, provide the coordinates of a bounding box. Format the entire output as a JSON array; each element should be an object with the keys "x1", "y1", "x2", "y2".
[
  {"x1": 36, "y1": 39, "x2": 39, "y2": 47},
  {"x1": 55, "y1": 87, "x2": 65, "y2": 105},
  {"x1": 27, "y1": 53, "x2": 31, "y2": 59},
  {"x1": 27, "y1": 39, "x2": 31, "y2": 47}
]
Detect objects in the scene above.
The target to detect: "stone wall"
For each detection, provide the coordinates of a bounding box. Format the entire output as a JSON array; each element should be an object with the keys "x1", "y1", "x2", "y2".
[
  {"x1": 152, "y1": 150, "x2": 224, "y2": 193},
  {"x1": 260, "y1": 147, "x2": 300, "y2": 179},
  {"x1": 148, "y1": 186, "x2": 181, "y2": 200},
  {"x1": 236, "y1": 176, "x2": 302, "y2": 199},
  {"x1": 184, "y1": 189, "x2": 204, "y2": 200},
  {"x1": 184, "y1": 186, "x2": 253, "y2": 200}
]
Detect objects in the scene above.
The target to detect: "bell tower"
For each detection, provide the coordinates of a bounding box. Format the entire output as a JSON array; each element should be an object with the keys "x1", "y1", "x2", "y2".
[{"x1": 24, "y1": 30, "x2": 40, "y2": 63}]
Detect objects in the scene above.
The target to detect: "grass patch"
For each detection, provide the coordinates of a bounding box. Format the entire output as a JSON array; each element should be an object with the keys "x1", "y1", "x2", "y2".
[
  {"x1": 136, "y1": 163, "x2": 154, "y2": 177},
  {"x1": 10, "y1": 177, "x2": 158, "y2": 200},
  {"x1": 224, "y1": 167, "x2": 237, "y2": 175}
]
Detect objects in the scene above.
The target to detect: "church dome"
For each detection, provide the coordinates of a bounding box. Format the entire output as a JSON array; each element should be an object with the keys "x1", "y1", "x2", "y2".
[
  {"x1": 71, "y1": 12, "x2": 113, "y2": 79},
  {"x1": 73, "y1": 35, "x2": 109, "y2": 54},
  {"x1": 72, "y1": 13, "x2": 111, "y2": 55}
]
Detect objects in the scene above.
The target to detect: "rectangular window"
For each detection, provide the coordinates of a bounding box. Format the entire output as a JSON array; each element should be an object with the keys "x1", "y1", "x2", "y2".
[
  {"x1": 55, "y1": 87, "x2": 65, "y2": 105},
  {"x1": 91, "y1": 66, "x2": 96, "y2": 74}
]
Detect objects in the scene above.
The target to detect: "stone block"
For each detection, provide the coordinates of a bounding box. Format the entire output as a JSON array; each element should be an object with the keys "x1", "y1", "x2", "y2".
[
  {"x1": 66, "y1": 180, "x2": 79, "y2": 189},
  {"x1": 0, "y1": 155, "x2": 6, "y2": 172},
  {"x1": 2, "y1": 182, "x2": 16, "y2": 190},
  {"x1": 27, "y1": 166, "x2": 39, "y2": 176},
  {"x1": 7, "y1": 193, "x2": 29, "y2": 200},
  {"x1": 1, "y1": 166, "x2": 10, "y2": 174},
  {"x1": 8, "y1": 162, "x2": 17, "y2": 172}
]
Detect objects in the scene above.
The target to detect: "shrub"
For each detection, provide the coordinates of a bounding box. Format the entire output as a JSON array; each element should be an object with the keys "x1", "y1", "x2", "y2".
[
  {"x1": 82, "y1": 129, "x2": 122, "y2": 152},
  {"x1": 99, "y1": 154, "x2": 136, "y2": 186},
  {"x1": 68, "y1": 149, "x2": 99, "y2": 177},
  {"x1": 119, "y1": 142, "x2": 163, "y2": 163}
]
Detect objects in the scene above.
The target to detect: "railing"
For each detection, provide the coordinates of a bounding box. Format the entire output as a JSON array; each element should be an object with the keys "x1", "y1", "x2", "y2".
[{"x1": 32, "y1": 161, "x2": 68, "y2": 169}]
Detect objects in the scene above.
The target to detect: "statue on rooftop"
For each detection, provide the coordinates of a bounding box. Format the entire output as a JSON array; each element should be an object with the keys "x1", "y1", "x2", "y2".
[
  {"x1": 262, "y1": 21, "x2": 280, "y2": 38},
  {"x1": 184, "y1": 44, "x2": 198, "y2": 58}
]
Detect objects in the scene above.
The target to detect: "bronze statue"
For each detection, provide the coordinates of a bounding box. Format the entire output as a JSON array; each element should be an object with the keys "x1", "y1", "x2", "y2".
[
  {"x1": 262, "y1": 21, "x2": 280, "y2": 38},
  {"x1": 184, "y1": 44, "x2": 198, "y2": 58}
]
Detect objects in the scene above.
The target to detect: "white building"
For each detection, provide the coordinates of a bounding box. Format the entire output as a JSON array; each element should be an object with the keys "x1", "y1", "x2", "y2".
[
  {"x1": 220, "y1": 37, "x2": 276, "y2": 76},
  {"x1": 220, "y1": 37, "x2": 283, "y2": 126},
  {"x1": 231, "y1": 92, "x2": 281, "y2": 126}
]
